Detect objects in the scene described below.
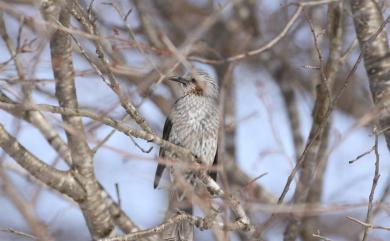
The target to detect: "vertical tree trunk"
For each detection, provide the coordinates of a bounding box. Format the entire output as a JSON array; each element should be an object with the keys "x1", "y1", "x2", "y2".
[
  {"x1": 351, "y1": 0, "x2": 390, "y2": 147},
  {"x1": 47, "y1": 1, "x2": 115, "y2": 239}
]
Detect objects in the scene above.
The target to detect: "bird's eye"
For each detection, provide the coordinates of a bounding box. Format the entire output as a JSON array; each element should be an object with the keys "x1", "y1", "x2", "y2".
[{"x1": 191, "y1": 78, "x2": 196, "y2": 83}]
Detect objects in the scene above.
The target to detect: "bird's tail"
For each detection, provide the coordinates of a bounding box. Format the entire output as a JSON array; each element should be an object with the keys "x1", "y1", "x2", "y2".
[{"x1": 162, "y1": 188, "x2": 194, "y2": 241}]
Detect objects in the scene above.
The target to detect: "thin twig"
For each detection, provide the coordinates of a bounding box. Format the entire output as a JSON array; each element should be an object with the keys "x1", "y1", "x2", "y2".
[
  {"x1": 0, "y1": 227, "x2": 36, "y2": 240},
  {"x1": 339, "y1": 39, "x2": 358, "y2": 64},
  {"x1": 99, "y1": 212, "x2": 220, "y2": 241},
  {"x1": 348, "y1": 146, "x2": 375, "y2": 164},
  {"x1": 108, "y1": 2, "x2": 163, "y2": 77},
  {"x1": 69, "y1": 1, "x2": 153, "y2": 134},
  {"x1": 312, "y1": 230, "x2": 332, "y2": 241},
  {"x1": 361, "y1": 129, "x2": 381, "y2": 241},
  {"x1": 92, "y1": 114, "x2": 152, "y2": 154},
  {"x1": 245, "y1": 172, "x2": 268, "y2": 187},
  {"x1": 191, "y1": 0, "x2": 338, "y2": 64},
  {"x1": 347, "y1": 216, "x2": 390, "y2": 231}
]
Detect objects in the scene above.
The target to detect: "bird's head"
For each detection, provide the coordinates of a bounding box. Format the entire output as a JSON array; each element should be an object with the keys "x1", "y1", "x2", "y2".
[{"x1": 168, "y1": 70, "x2": 219, "y2": 99}]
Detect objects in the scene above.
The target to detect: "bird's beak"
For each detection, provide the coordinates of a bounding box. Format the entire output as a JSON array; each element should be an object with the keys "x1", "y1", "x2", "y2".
[{"x1": 168, "y1": 76, "x2": 189, "y2": 85}]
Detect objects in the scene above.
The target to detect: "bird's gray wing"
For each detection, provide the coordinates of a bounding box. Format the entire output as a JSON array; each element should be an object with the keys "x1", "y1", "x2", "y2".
[{"x1": 154, "y1": 117, "x2": 172, "y2": 189}]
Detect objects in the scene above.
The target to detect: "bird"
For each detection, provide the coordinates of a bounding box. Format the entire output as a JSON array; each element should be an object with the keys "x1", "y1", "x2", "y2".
[{"x1": 154, "y1": 69, "x2": 220, "y2": 241}]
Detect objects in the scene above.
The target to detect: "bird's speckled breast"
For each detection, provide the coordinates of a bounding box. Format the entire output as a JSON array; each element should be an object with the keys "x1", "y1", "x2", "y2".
[{"x1": 168, "y1": 95, "x2": 219, "y2": 165}]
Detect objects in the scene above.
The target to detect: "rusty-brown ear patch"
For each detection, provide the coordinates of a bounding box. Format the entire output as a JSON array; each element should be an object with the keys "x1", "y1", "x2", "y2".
[
  {"x1": 195, "y1": 80, "x2": 208, "y2": 95},
  {"x1": 194, "y1": 84, "x2": 204, "y2": 94},
  {"x1": 188, "y1": 79, "x2": 207, "y2": 95},
  {"x1": 188, "y1": 85, "x2": 203, "y2": 95}
]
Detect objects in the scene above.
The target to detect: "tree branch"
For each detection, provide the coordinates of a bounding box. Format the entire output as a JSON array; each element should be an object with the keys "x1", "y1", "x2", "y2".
[
  {"x1": 0, "y1": 101, "x2": 253, "y2": 236},
  {"x1": 350, "y1": 0, "x2": 390, "y2": 149},
  {"x1": 0, "y1": 123, "x2": 84, "y2": 200},
  {"x1": 44, "y1": 1, "x2": 114, "y2": 238}
]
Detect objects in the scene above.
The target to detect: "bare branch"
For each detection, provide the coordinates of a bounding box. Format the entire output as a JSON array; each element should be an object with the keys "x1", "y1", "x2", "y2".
[
  {"x1": 192, "y1": 0, "x2": 339, "y2": 64},
  {"x1": 99, "y1": 212, "x2": 219, "y2": 241},
  {"x1": 0, "y1": 227, "x2": 36, "y2": 240},
  {"x1": 0, "y1": 158, "x2": 53, "y2": 241},
  {"x1": 47, "y1": 2, "x2": 114, "y2": 238},
  {"x1": 350, "y1": 0, "x2": 390, "y2": 150},
  {"x1": 68, "y1": 0, "x2": 153, "y2": 134},
  {"x1": 0, "y1": 123, "x2": 84, "y2": 199},
  {"x1": 346, "y1": 216, "x2": 390, "y2": 232},
  {"x1": 0, "y1": 101, "x2": 253, "y2": 236},
  {"x1": 361, "y1": 129, "x2": 381, "y2": 241}
]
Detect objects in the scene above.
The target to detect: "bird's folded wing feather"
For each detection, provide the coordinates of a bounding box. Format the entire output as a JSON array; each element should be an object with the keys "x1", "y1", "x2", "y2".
[{"x1": 154, "y1": 117, "x2": 172, "y2": 188}]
